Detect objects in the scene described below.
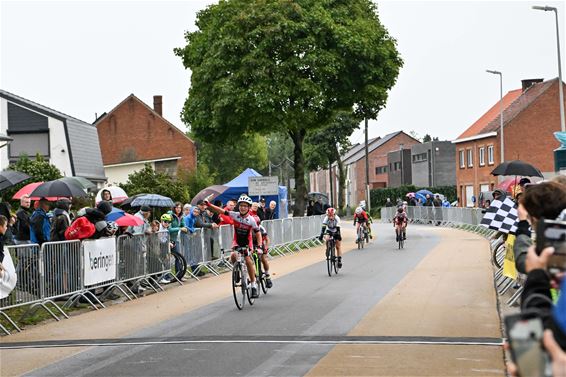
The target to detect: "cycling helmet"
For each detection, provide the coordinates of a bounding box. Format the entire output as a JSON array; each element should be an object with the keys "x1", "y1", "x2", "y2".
[
  {"x1": 106, "y1": 221, "x2": 118, "y2": 235},
  {"x1": 326, "y1": 207, "x2": 335, "y2": 216},
  {"x1": 237, "y1": 195, "x2": 253, "y2": 206},
  {"x1": 397, "y1": 207, "x2": 404, "y2": 213},
  {"x1": 161, "y1": 213, "x2": 172, "y2": 222},
  {"x1": 355, "y1": 207, "x2": 362, "y2": 214}
]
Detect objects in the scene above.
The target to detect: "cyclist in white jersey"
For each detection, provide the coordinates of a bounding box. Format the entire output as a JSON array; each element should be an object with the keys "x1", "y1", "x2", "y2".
[{"x1": 318, "y1": 207, "x2": 343, "y2": 268}]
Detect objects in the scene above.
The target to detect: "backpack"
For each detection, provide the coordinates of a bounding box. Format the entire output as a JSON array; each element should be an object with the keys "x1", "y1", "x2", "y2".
[{"x1": 64, "y1": 216, "x2": 96, "y2": 240}]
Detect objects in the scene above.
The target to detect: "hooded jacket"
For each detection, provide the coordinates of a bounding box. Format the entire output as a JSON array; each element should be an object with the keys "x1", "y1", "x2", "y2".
[
  {"x1": 30, "y1": 207, "x2": 50, "y2": 244},
  {"x1": 50, "y1": 208, "x2": 71, "y2": 241}
]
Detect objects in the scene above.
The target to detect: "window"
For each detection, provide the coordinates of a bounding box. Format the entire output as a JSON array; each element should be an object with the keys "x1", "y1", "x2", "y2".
[
  {"x1": 467, "y1": 149, "x2": 473, "y2": 167},
  {"x1": 8, "y1": 132, "x2": 49, "y2": 159},
  {"x1": 479, "y1": 147, "x2": 485, "y2": 166},
  {"x1": 487, "y1": 145, "x2": 494, "y2": 165},
  {"x1": 459, "y1": 150, "x2": 465, "y2": 168},
  {"x1": 375, "y1": 166, "x2": 387, "y2": 174},
  {"x1": 394, "y1": 162, "x2": 401, "y2": 171},
  {"x1": 154, "y1": 159, "x2": 178, "y2": 177},
  {"x1": 412, "y1": 152, "x2": 427, "y2": 163}
]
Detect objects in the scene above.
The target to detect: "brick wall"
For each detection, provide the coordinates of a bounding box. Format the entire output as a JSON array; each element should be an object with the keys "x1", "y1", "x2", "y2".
[{"x1": 96, "y1": 96, "x2": 196, "y2": 174}]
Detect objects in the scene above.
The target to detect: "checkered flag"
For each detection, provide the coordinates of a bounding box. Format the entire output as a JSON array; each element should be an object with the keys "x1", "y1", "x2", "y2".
[{"x1": 481, "y1": 197, "x2": 518, "y2": 234}]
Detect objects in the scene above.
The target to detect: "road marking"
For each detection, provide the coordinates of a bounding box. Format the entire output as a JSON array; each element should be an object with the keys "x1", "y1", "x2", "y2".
[{"x1": 0, "y1": 335, "x2": 504, "y2": 350}]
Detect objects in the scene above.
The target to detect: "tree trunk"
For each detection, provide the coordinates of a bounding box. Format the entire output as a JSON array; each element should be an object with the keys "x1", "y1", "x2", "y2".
[
  {"x1": 337, "y1": 157, "x2": 346, "y2": 214},
  {"x1": 290, "y1": 129, "x2": 307, "y2": 217}
]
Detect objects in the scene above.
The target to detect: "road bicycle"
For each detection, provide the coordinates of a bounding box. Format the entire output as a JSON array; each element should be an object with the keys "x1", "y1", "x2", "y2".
[
  {"x1": 356, "y1": 224, "x2": 367, "y2": 249},
  {"x1": 395, "y1": 227, "x2": 405, "y2": 249},
  {"x1": 232, "y1": 247, "x2": 255, "y2": 310},
  {"x1": 325, "y1": 234, "x2": 339, "y2": 276},
  {"x1": 252, "y1": 248, "x2": 269, "y2": 295}
]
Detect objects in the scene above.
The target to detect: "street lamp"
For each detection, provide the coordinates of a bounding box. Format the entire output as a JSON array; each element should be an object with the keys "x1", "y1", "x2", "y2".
[
  {"x1": 486, "y1": 70, "x2": 504, "y2": 163},
  {"x1": 532, "y1": 5, "x2": 565, "y2": 132}
]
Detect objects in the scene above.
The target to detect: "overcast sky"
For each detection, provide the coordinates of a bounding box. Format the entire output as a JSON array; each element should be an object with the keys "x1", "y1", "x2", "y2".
[{"x1": 1, "y1": 0, "x2": 564, "y2": 145}]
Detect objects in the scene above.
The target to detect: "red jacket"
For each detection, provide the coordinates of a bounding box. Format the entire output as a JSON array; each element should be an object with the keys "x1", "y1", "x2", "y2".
[{"x1": 219, "y1": 206, "x2": 234, "y2": 226}]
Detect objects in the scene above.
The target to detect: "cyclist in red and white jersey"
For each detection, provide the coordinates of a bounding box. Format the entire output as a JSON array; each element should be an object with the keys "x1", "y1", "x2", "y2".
[
  {"x1": 204, "y1": 194, "x2": 262, "y2": 298},
  {"x1": 353, "y1": 206, "x2": 369, "y2": 243}
]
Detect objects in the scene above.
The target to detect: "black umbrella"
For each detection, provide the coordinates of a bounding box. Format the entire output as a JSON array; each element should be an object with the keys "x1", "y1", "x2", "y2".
[
  {"x1": 0, "y1": 170, "x2": 30, "y2": 191},
  {"x1": 30, "y1": 180, "x2": 88, "y2": 198},
  {"x1": 491, "y1": 160, "x2": 544, "y2": 178}
]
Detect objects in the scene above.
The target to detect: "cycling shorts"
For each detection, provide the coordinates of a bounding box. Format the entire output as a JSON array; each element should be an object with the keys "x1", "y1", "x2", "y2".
[{"x1": 325, "y1": 230, "x2": 342, "y2": 241}]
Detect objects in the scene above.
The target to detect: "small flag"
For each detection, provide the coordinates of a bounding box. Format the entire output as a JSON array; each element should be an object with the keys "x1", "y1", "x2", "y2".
[{"x1": 480, "y1": 197, "x2": 518, "y2": 234}]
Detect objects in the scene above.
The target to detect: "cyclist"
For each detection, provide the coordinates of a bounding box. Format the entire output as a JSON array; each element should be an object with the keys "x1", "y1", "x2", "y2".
[
  {"x1": 204, "y1": 194, "x2": 262, "y2": 298},
  {"x1": 318, "y1": 207, "x2": 343, "y2": 268},
  {"x1": 393, "y1": 207, "x2": 408, "y2": 242},
  {"x1": 360, "y1": 202, "x2": 374, "y2": 239},
  {"x1": 353, "y1": 206, "x2": 369, "y2": 243},
  {"x1": 251, "y1": 213, "x2": 273, "y2": 288}
]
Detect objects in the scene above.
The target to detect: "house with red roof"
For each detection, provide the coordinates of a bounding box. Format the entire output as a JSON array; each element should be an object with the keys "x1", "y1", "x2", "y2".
[{"x1": 453, "y1": 78, "x2": 565, "y2": 207}]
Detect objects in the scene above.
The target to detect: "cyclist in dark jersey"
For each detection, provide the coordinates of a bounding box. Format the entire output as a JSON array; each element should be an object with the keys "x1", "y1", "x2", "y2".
[{"x1": 205, "y1": 194, "x2": 262, "y2": 298}]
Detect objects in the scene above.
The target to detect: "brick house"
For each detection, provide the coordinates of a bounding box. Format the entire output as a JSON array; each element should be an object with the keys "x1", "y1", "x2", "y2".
[
  {"x1": 309, "y1": 131, "x2": 420, "y2": 207},
  {"x1": 453, "y1": 78, "x2": 565, "y2": 207},
  {"x1": 95, "y1": 94, "x2": 197, "y2": 184}
]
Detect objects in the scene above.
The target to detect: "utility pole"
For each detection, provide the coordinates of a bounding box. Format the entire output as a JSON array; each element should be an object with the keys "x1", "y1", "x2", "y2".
[{"x1": 364, "y1": 118, "x2": 370, "y2": 211}]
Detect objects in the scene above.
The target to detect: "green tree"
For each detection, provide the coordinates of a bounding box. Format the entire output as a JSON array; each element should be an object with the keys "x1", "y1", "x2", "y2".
[
  {"x1": 175, "y1": 0, "x2": 402, "y2": 216},
  {"x1": 195, "y1": 133, "x2": 268, "y2": 183},
  {"x1": 2, "y1": 154, "x2": 63, "y2": 201},
  {"x1": 178, "y1": 162, "x2": 216, "y2": 198},
  {"x1": 422, "y1": 134, "x2": 431, "y2": 142},
  {"x1": 304, "y1": 111, "x2": 360, "y2": 213},
  {"x1": 120, "y1": 164, "x2": 190, "y2": 203}
]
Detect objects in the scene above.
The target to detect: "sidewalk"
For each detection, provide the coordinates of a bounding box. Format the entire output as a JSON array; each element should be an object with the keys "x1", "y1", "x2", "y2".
[{"x1": 306, "y1": 227, "x2": 505, "y2": 376}]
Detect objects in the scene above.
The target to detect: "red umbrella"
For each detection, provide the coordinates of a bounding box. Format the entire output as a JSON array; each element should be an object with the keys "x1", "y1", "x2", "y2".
[
  {"x1": 12, "y1": 182, "x2": 43, "y2": 200},
  {"x1": 497, "y1": 177, "x2": 521, "y2": 194},
  {"x1": 115, "y1": 213, "x2": 144, "y2": 227}
]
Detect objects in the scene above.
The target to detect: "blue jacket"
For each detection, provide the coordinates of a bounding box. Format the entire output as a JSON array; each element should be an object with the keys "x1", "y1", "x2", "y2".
[
  {"x1": 30, "y1": 208, "x2": 51, "y2": 244},
  {"x1": 183, "y1": 212, "x2": 197, "y2": 234}
]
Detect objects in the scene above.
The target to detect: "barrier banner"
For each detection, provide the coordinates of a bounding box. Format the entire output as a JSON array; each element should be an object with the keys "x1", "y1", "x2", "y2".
[
  {"x1": 503, "y1": 234, "x2": 518, "y2": 280},
  {"x1": 83, "y1": 238, "x2": 116, "y2": 286}
]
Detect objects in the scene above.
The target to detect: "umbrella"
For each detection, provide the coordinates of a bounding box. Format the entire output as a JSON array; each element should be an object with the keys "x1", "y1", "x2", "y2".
[
  {"x1": 118, "y1": 193, "x2": 149, "y2": 210},
  {"x1": 106, "y1": 207, "x2": 126, "y2": 222},
  {"x1": 0, "y1": 170, "x2": 30, "y2": 191},
  {"x1": 58, "y1": 177, "x2": 95, "y2": 191},
  {"x1": 491, "y1": 160, "x2": 543, "y2": 178},
  {"x1": 416, "y1": 189, "x2": 433, "y2": 196},
  {"x1": 406, "y1": 192, "x2": 415, "y2": 198},
  {"x1": 115, "y1": 213, "x2": 144, "y2": 227},
  {"x1": 95, "y1": 186, "x2": 129, "y2": 205},
  {"x1": 12, "y1": 181, "x2": 43, "y2": 200},
  {"x1": 191, "y1": 185, "x2": 229, "y2": 205},
  {"x1": 131, "y1": 194, "x2": 175, "y2": 208},
  {"x1": 30, "y1": 180, "x2": 88, "y2": 199},
  {"x1": 414, "y1": 193, "x2": 427, "y2": 204},
  {"x1": 498, "y1": 177, "x2": 521, "y2": 194}
]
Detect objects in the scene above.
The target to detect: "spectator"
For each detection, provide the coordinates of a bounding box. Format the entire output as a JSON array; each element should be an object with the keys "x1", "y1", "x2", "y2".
[
  {"x1": 210, "y1": 200, "x2": 223, "y2": 224},
  {"x1": 194, "y1": 200, "x2": 218, "y2": 230},
  {"x1": 424, "y1": 194, "x2": 433, "y2": 207},
  {"x1": 100, "y1": 189, "x2": 113, "y2": 203},
  {"x1": 513, "y1": 181, "x2": 566, "y2": 274},
  {"x1": 182, "y1": 203, "x2": 191, "y2": 217},
  {"x1": 50, "y1": 198, "x2": 72, "y2": 241},
  {"x1": 385, "y1": 198, "x2": 394, "y2": 207},
  {"x1": 250, "y1": 202, "x2": 259, "y2": 217},
  {"x1": 166, "y1": 202, "x2": 188, "y2": 279},
  {"x1": 14, "y1": 195, "x2": 32, "y2": 245},
  {"x1": 30, "y1": 198, "x2": 51, "y2": 245},
  {"x1": 313, "y1": 199, "x2": 324, "y2": 215},
  {"x1": 0, "y1": 202, "x2": 15, "y2": 245},
  {"x1": 128, "y1": 205, "x2": 152, "y2": 235},
  {"x1": 219, "y1": 200, "x2": 235, "y2": 226},
  {"x1": 265, "y1": 200, "x2": 277, "y2": 220},
  {"x1": 0, "y1": 215, "x2": 6, "y2": 263},
  {"x1": 150, "y1": 220, "x2": 160, "y2": 233},
  {"x1": 492, "y1": 188, "x2": 507, "y2": 202},
  {"x1": 184, "y1": 206, "x2": 200, "y2": 233},
  {"x1": 306, "y1": 200, "x2": 315, "y2": 216},
  {"x1": 257, "y1": 198, "x2": 266, "y2": 220},
  {"x1": 0, "y1": 214, "x2": 17, "y2": 300},
  {"x1": 552, "y1": 174, "x2": 566, "y2": 187},
  {"x1": 432, "y1": 194, "x2": 442, "y2": 207}
]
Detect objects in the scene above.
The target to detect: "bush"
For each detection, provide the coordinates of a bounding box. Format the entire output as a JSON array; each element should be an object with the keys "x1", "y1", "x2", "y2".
[{"x1": 370, "y1": 185, "x2": 456, "y2": 207}]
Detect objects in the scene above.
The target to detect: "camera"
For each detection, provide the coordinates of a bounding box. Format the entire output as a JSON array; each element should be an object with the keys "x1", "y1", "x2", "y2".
[{"x1": 536, "y1": 218, "x2": 566, "y2": 276}]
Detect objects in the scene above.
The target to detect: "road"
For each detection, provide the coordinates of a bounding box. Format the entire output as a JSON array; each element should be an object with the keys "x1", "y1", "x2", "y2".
[{"x1": 1, "y1": 223, "x2": 505, "y2": 376}]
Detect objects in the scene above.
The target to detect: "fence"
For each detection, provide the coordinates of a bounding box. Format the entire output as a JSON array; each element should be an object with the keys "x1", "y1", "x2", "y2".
[
  {"x1": 0, "y1": 215, "x2": 323, "y2": 335},
  {"x1": 381, "y1": 206, "x2": 524, "y2": 307}
]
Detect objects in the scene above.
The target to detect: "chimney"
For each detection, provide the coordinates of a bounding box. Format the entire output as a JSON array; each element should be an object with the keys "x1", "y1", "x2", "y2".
[
  {"x1": 153, "y1": 95, "x2": 163, "y2": 116},
  {"x1": 521, "y1": 79, "x2": 543, "y2": 92}
]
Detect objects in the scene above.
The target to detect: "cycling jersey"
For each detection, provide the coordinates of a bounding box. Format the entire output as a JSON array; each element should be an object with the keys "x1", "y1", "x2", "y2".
[
  {"x1": 394, "y1": 213, "x2": 408, "y2": 225},
  {"x1": 321, "y1": 215, "x2": 342, "y2": 240},
  {"x1": 223, "y1": 210, "x2": 260, "y2": 250},
  {"x1": 354, "y1": 211, "x2": 369, "y2": 224}
]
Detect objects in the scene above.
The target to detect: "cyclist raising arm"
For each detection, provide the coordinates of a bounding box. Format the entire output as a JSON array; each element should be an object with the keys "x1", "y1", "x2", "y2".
[
  {"x1": 204, "y1": 194, "x2": 262, "y2": 298},
  {"x1": 318, "y1": 208, "x2": 343, "y2": 268}
]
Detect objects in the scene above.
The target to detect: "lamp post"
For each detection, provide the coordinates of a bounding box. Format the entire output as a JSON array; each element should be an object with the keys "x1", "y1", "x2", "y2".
[
  {"x1": 486, "y1": 70, "x2": 504, "y2": 163},
  {"x1": 533, "y1": 5, "x2": 565, "y2": 132}
]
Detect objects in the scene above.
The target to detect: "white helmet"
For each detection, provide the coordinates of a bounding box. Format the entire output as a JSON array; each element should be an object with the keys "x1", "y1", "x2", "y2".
[
  {"x1": 355, "y1": 207, "x2": 363, "y2": 214},
  {"x1": 237, "y1": 195, "x2": 253, "y2": 205}
]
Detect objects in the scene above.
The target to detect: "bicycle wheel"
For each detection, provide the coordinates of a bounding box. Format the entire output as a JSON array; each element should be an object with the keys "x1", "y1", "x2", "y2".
[
  {"x1": 232, "y1": 262, "x2": 245, "y2": 310},
  {"x1": 171, "y1": 251, "x2": 187, "y2": 281},
  {"x1": 253, "y1": 254, "x2": 262, "y2": 298},
  {"x1": 258, "y1": 256, "x2": 268, "y2": 294},
  {"x1": 357, "y1": 229, "x2": 362, "y2": 249},
  {"x1": 399, "y1": 235, "x2": 404, "y2": 249},
  {"x1": 326, "y1": 243, "x2": 332, "y2": 277},
  {"x1": 333, "y1": 246, "x2": 339, "y2": 274},
  {"x1": 247, "y1": 276, "x2": 255, "y2": 305}
]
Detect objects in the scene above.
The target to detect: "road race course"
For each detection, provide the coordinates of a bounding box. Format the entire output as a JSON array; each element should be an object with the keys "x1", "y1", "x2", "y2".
[{"x1": 0, "y1": 223, "x2": 505, "y2": 376}]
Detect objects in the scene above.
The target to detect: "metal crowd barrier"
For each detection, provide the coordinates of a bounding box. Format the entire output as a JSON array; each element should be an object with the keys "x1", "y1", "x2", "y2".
[{"x1": 0, "y1": 214, "x2": 325, "y2": 335}]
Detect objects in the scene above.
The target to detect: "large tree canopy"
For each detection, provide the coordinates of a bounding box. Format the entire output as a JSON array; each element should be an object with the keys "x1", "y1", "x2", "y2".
[{"x1": 176, "y1": 0, "x2": 402, "y2": 215}]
